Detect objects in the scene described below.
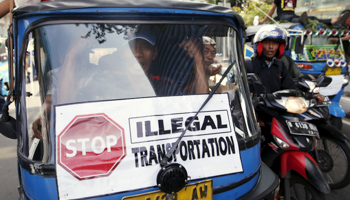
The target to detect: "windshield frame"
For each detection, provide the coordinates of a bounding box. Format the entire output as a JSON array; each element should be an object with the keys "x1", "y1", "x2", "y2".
[{"x1": 17, "y1": 17, "x2": 259, "y2": 176}]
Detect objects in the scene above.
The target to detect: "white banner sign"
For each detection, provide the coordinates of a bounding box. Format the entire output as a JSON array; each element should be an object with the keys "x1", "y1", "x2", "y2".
[{"x1": 55, "y1": 94, "x2": 242, "y2": 199}]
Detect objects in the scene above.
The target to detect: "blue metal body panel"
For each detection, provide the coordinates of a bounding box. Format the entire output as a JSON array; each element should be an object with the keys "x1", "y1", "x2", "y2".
[
  {"x1": 328, "y1": 88, "x2": 346, "y2": 117},
  {"x1": 20, "y1": 168, "x2": 58, "y2": 199}
]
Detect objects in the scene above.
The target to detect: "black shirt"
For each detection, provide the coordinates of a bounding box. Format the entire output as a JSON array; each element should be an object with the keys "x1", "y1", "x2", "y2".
[
  {"x1": 245, "y1": 56, "x2": 297, "y2": 94},
  {"x1": 274, "y1": 0, "x2": 297, "y2": 20}
]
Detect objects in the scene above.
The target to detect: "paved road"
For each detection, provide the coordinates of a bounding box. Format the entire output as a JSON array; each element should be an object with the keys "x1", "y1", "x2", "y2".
[{"x1": 0, "y1": 134, "x2": 18, "y2": 199}]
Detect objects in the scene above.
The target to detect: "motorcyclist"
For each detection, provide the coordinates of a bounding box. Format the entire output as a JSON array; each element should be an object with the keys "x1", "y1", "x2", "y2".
[
  {"x1": 246, "y1": 25, "x2": 324, "y2": 102},
  {"x1": 246, "y1": 25, "x2": 325, "y2": 126},
  {"x1": 245, "y1": 25, "x2": 297, "y2": 95}
]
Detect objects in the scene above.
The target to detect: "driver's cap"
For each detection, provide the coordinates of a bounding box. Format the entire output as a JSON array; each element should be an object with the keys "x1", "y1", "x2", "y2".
[{"x1": 128, "y1": 25, "x2": 157, "y2": 45}]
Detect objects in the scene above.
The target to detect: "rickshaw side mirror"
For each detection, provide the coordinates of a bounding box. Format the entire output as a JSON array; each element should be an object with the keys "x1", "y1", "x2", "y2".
[
  {"x1": 0, "y1": 55, "x2": 8, "y2": 62},
  {"x1": 0, "y1": 103, "x2": 17, "y2": 139},
  {"x1": 317, "y1": 74, "x2": 332, "y2": 87},
  {"x1": 294, "y1": 36, "x2": 304, "y2": 54}
]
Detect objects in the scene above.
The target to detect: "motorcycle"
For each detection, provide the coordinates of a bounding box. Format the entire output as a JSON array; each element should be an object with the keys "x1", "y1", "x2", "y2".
[
  {"x1": 297, "y1": 74, "x2": 350, "y2": 189},
  {"x1": 248, "y1": 73, "x2": 331, "y2": 200},
  {"x1": 0, "y1": 0, "x2": 280, "y2": 199},
  {"x1": 244, "y1": 24, "x2": 350, "y2": 130}
]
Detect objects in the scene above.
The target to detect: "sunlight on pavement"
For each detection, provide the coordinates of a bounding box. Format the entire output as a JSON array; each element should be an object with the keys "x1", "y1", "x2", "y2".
[{"x1": 0, "y1": 145, "x2": 16, "y2": 160}]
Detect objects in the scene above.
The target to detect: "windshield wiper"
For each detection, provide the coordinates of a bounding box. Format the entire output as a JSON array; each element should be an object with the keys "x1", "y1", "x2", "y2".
[{"x1": 161, "y1": 61, "x2": 236, "y2": 166}]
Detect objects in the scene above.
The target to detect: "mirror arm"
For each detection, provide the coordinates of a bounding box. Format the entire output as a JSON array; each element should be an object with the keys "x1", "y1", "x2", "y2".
[{"x1": 1, "y1": 91, "x2": 14, "y2": 122}]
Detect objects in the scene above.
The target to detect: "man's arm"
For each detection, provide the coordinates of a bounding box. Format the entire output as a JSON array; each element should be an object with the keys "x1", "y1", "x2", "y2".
[
  {"x1": 0, "y1": 0, "x2": 11, "y2": 18},
  {"x1": 179, "y1": 39, "x2": 209, "y2": 94},
  {"x1": 259, "y1": 3, "x2": 277, "y2": 25}
]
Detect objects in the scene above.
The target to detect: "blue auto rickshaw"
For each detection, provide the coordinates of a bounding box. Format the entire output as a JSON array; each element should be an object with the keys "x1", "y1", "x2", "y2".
[
  {"x1": 287, "y1": 24, "x2": 349, "y2": 129},
  {"x1": 0, "y1": 1, "x2": 279, "y2": 199}
]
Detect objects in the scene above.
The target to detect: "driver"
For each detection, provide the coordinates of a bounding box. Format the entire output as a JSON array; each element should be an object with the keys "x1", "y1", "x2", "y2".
[{"x1": 129, "y1": 25, "x2": 211, "y2": 95}]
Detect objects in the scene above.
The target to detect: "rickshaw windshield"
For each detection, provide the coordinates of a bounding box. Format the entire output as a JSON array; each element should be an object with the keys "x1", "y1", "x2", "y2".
[
  {"x1": 291, "y1": 35, "x2": 346, "y2": 62},
  {"x1": 23, "y1": 23, "x2": 258, "y2": 164}
]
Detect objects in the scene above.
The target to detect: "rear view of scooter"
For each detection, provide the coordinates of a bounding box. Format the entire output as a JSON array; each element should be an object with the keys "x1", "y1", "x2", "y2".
[
  {"x1": 297, "y1": 74, "x2": 350, "y2": 189},
  {"x1": 248, "y1": 74, "x2": 330, "y2": 200}
]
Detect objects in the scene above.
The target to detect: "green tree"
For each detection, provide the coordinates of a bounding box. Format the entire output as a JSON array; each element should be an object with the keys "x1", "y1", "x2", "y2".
[{"x1": 240, "y1": 2, "x2": 273, "y2": 26}]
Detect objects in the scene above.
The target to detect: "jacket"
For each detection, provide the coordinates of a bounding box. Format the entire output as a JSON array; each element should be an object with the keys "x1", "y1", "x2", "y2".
[{"x1": 245, "y1": 56, "x2": 297, "y2": 95}]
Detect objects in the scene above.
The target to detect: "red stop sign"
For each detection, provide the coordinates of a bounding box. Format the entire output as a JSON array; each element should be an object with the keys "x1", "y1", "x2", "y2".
[{"x1": 57, "y1": 113, "x2": 126, "y2": 180}]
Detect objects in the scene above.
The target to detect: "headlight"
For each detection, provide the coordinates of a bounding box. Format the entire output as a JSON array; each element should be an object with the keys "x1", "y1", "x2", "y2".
[
  {"x1": 273, "y1": 136, "x2": 290, "y2": 149},
  {"x1": 285, "y1": 97, "x2": 308, "y2": 114}
]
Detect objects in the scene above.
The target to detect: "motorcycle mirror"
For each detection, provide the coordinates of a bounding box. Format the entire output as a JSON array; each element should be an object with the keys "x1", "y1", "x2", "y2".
[
  {"x1": 317, "y1": 74, "x2": 332, "y2": 87},
  {"x1": 296, "y1": 74, "x2": 314, "y2": 92},
  {"x1": 0, "y1": 102, "x2": 17, "y2": 139},
  {"x1": 247, "y1": 73, "x2": 265, "y2": 96}
]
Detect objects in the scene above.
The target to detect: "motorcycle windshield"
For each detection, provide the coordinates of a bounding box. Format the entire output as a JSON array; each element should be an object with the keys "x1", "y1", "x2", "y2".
[{"x1": 23, "y1": 22, "x2": 258, "y2": 199}]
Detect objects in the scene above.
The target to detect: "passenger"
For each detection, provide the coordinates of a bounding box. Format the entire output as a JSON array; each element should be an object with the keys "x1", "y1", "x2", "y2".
[
  {"x1": 259, "y1": 1, "x2": 350, "y2": 27},
  {"x1": 178, "y1": 38, "x2": 209, "y2": 94},
  {"x1": 32, "y1": 25, "x2": 223, "y2": 138},
  {"x1": 202, "y1": 36, "x2": 222, "y2": 77}
]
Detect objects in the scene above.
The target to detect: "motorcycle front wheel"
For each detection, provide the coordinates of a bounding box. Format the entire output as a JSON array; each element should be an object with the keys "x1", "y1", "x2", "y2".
[
  {"x1": 280, "y1": 174, "x2": 327, "y2": 200},
  {"x1": 315, "y1": 135, "x2": 350, "y2": 189}
]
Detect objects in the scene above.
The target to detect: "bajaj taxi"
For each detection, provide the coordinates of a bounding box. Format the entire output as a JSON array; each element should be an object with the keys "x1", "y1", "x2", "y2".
[{"x1": 0, "y1": 1, "x2": 279, "y2": 199}]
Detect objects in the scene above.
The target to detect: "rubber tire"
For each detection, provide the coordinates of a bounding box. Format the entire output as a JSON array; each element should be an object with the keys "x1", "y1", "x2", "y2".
[
  {"x1": 316, "y1": 135, "x2": 350, "y2": 189},
  {"x1": 329, "y1": 116, "x2": 342, "y2": 130},
  {"x1": 281, "y1": 174, "x2": 327, "y2": 200}
]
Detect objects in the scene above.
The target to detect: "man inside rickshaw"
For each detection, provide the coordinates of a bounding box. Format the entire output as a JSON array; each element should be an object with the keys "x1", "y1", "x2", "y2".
[
  {"x1": 31, "y1": 24, "x2": 225, "y2": 140},
  {"x1": 128, "y1": 25, "x2": 223, "y2": 95}
]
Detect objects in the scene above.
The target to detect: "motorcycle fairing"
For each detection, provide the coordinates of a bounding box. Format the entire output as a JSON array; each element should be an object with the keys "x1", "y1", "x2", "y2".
[
  {"x1": 280, "y1": 151, "x2": 330, "y2": 194},
  {"x1": 328, "y1": 86, "x2": 345, "y2": 118}
]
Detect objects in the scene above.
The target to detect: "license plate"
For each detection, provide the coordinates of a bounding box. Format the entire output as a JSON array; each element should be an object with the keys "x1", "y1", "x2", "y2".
[
  {"x1": 286, "y1": 121, "x2": 319, "y2": 138},
  {"x1": 325, "y1": 67, "x2": 341, "y2": 75},
  {"x1": 122, "y1": 180, "x2": 213, "y2": 200}
]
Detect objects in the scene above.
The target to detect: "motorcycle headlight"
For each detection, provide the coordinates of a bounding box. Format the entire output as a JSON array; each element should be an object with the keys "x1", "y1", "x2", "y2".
[
  {"x1": 285, "y1": 97, "x2": 308, "y2": 114},
  {"x1": 273, "y1": 136, "x2": 290, "y2": 149}
]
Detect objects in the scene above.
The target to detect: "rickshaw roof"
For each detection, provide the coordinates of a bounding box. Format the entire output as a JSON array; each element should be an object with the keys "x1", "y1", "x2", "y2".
[{"x1": 12, "y1": 0, "x2": 245, "y2": 27}]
